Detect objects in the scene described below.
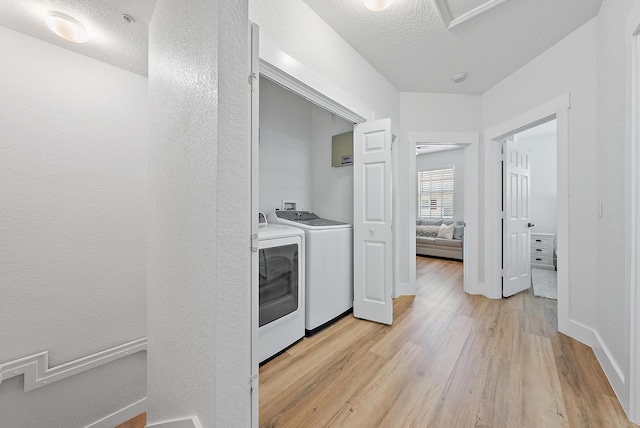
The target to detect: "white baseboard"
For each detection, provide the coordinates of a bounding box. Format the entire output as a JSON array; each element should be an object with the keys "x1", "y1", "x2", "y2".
[
  {"x1": 592, "y1": 330, "x2": 628, "y2": 411},
  {"x1": 146, "y1": 416, "x2": 203, "y2": 428},
  {"x1": 394, "y1": 282, "x2": 413, "y2": 297},
  {"x1": 85, "y1": 398, "x2": 146, "y2": 428},
  {"x1": 474, "y1": 282, "x2": 502, "y2": 299},
  {"x1": 560, "y1": 322, "x2": 631, "y2": 423},
  {"x1": 560, "y1": 318, "x2": 596, "y2": 347},
  {"x1": 463, "y1": 280, "x2": 489, "y2": 297}
]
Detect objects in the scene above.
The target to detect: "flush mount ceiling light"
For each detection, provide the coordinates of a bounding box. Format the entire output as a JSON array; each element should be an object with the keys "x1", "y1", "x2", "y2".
[
  {"x1": 363, "y1": 0, "x2": 395, "y2": 11},
  {"x1": 45, "y1": 12, "x2": 89, "y2": 43}
]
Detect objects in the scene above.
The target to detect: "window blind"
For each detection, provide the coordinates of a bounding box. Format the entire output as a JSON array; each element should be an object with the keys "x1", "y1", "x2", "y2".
[{"x1": 418, "y1": 167, "x2": 454, "y2": 219}]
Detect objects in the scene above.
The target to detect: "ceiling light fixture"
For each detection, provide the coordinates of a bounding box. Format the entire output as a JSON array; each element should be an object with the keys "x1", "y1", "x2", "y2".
[
  {"x1": 45, "y1": 12, "x2": 89, "y2": 43},
  {"x1": 363, "y1": 0, "x2": 395, "y2": 11}
]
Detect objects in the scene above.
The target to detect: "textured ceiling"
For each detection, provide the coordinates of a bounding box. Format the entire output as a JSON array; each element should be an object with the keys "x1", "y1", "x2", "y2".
[
  {"x1": 0, "y1": 0, "x2": 602, "y2": 89},
  {"x1": 0, "y1": 0, "x2": 156, "y2": 76},
  {"x1": 304, "y1": 0, "x2": 602, "y2": 93}
]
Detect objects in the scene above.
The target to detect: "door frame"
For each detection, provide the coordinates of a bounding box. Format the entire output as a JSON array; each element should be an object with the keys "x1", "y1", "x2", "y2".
[
  {"x1": 484, "y1": 95, "x2": 577, "y2": 340},
  {"x1": 626, "y1": 3, "x2": 640, "y2": 422},
  {"x1": 249, "y1": 23, "x2": 259, "y2": 428},
  {"x1": 408, "y1": 132, "x2": 480, "y2": 295}
]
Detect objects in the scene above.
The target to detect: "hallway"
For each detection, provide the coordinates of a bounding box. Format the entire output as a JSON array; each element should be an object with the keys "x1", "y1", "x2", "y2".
[{"x1": 259, "y1": 257, "x2": 635, "y2": 427}]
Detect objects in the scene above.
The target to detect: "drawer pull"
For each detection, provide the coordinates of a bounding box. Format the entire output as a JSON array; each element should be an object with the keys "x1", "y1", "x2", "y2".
[
  {"x1": 535, "y1": 249, "x2": 542, "y2": 252},
  {"x1": 535, "y1": 258, "x2": 543, "y2": 261},
  {"x1": 535, "y1": 239, "x2": 542, "y2": 242}
]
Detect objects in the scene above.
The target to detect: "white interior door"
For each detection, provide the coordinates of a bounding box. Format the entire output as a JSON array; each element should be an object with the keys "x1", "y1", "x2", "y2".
[
  {"x1": 503, "y1": 137, "x2": 532, "y2": 297},
  {"x1": 353, "y1": 118, "x2": 393, "y2": 325},
  {"x1": 249, "y1": 22, "x2": 259, "y2": 428}
]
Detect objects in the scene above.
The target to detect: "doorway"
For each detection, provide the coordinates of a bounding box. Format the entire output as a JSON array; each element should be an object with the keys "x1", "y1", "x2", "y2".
[
  {"x1": 501, "y1": 120, "x2": 558, "y2": 299},
  {"x1": 483, "y1": 94, "x2": 581, "y2": 343},
  {"x1": 408, "y1": 132, "x2": 480, "y2": 296},
  {"x1": 415, "y1": 144, "x2": 466, "y2": 284}
]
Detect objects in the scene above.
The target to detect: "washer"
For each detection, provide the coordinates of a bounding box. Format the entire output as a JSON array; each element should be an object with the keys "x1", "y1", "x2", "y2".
[
  {"x1": 258, "y1": 222, "x2": 305, "y2": 363},
  {"x1": 268, "y1": 210, "x2": 353, "y2": 335}
]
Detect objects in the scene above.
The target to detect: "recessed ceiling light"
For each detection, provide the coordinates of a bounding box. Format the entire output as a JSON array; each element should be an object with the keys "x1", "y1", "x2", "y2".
[
  {"x1": 363, "y1": 0, "x2": 395, "y2": 11},
  {"x1": 45, "y1": 12, "x2": 89, "y2": 44}
]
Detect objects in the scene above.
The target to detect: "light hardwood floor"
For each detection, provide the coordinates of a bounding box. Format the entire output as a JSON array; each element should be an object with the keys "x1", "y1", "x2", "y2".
[
  {"x1": 259, "y1": 256, "x2": 637, "y2": 428},
  {"x1": 115, "y1": 412, "x2": 145, "y2": 428}
]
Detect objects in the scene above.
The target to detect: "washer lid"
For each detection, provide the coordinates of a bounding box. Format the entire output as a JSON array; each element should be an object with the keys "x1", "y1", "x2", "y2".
[
  {"x1": 271, "y1": 210, "x2": 351, "y2": 229},
  {"x1": 298, "y1": 218, "x2": 348, "y2": 227},
  {"x1": 272, "y1": 210, "x2": 318, "y2": 222}
]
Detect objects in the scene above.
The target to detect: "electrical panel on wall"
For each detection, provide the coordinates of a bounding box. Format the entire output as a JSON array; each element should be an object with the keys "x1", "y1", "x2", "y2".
[{"x1": 332, "y1": 131, "x2": 353, "y2": 167}]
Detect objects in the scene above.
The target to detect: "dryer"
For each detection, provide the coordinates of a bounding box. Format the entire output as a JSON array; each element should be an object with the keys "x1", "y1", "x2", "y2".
[
  {"x1": 258, "y1": 223, "x2": 305, "y2": 363},
  {"x1": 268, "y1": 210, "x2": 353, "y2": 335}
]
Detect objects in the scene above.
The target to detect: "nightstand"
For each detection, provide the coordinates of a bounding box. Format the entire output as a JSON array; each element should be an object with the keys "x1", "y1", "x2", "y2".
[{"x1": 531, "y1": 233, "x2": 555, "y2": 270}]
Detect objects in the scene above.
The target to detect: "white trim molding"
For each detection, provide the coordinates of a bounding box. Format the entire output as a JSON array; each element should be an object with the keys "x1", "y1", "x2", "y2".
[
  {"x1": 0, "y1": 338, "x2": 147, "y2": 392},
  {"x1": 626, "y1": 2, "x2": 640, "y2": 423},
  {"x1": 259, "y1": 36, "x2": 369, "y2": 124},
  {"x1": 146, "y1": 416, "x2": 203, "y2": 428},
  {"x1": 433, "y1": 0, "x2": 507, "y2": 29},
  {"x1": 593, "y1": 330, "x2": 627, "y2": 400},
  {"x1": 483, "y1": 94, "x2": 575, "y2": 338},
  {"x1": 85, "y1": 398, "x2": 147, "y2": 428}
]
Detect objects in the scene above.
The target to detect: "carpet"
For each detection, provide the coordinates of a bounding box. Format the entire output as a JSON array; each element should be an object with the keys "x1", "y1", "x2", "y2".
[{"x1": 531, "y1": 268, "x2": 557, "y2": 300}]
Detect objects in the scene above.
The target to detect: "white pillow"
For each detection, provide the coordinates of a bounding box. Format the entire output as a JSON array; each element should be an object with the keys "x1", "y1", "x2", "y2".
[{"x1": 437, "y1": 222, "x2": 455, "y2": 239}]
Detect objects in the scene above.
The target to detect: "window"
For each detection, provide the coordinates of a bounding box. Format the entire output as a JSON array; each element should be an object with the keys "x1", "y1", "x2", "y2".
[{"x1": 418, "y1": 167, "x2": 454, "y2": 218}]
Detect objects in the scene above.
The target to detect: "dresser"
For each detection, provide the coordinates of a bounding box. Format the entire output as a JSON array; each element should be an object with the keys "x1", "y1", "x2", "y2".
[{"x1": 531, "y1": 233, "x2": 555, "y2": 270}]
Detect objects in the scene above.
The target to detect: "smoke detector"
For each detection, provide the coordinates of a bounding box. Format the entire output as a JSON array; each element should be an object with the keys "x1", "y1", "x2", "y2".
[{"x1": 453, "y1": 73, "x2": 467, "y2": 83}]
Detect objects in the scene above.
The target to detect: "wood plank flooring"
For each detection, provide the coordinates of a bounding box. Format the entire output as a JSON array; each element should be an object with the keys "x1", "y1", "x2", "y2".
[
  {"x1": 115, "y1": 412, "x2": 145, "y2": 428},
  {"x1": 259, "y1": 256, "x2": 637, "y2": 428}
]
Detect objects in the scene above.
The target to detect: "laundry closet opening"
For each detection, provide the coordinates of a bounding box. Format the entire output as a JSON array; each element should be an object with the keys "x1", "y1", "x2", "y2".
[
  {"x1": 259, "y1": 76, "x2": 354, "y2": 224},
  {"x1": 257, "y1": 75, "x2": 357, "y2": 365}
]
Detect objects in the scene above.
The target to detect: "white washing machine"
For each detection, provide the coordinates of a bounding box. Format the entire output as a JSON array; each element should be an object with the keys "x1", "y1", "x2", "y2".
[
  {"x1": 258, "y1": 222, "x2": 305, "y2": 363},
  {"x1": 268, "y1": 210, "x2": 353, "y2": 335}
]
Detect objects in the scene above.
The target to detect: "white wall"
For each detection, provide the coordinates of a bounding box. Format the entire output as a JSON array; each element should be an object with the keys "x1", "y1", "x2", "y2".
[
  {"x1": 310, "y1": 105, "x2": 354, "y2": 224},
  {"x1": 259, "y1": 77, "x2": 313, "y2": 214},
  {"x1": 482, "y1": 18, "x2": 598, "y2": 330},
  {"x1": 416, "y1": 148, "x2": 466, "y2": 221},
  {"x1": 515, "y1": 130, "x2": 557, "y2": 236},
  {"x1": 147, "y1": 0, "x2": 250, "y2": 426},
  {"x1": 400, "y1": 93, "x2": 483, "y2": 133},
  {"x1": 596, "y1": 0, "x2": 638, "y2": 414},
  {"x1": 249, "y1": 0, "x2": 399, "y2": 123},
  {"x1": 0, "y1": 26, "x2": 147, "y2": 427},
  {"x1": 399, "y1": 93, "x2": 482, "y2": 291}
]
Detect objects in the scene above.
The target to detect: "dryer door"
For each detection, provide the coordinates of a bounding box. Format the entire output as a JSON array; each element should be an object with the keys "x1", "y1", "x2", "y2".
[{"x1": 258, "y1": 243, "x2": 299, "y2": 326}]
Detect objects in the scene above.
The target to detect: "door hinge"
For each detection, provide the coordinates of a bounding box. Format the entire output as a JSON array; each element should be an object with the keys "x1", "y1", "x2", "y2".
[
  {"x1": 500, "y1": 211, "x2": 505, "y2": 219},
  {"x1": 248, "y1": 72, "x2": 257, "y2": 92},
  {"x1": 501, "y1": 268, "x2": 505, "y2": 277},
  {"x1": 249, "y1": 373, "x2": 258, "y2": 394},
  {"x1": 501, "y1": 152, "x2": 507, "y2": 161},
  {"x1": 250, "y1": 233, "x2": 258, "y2": 252}
]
